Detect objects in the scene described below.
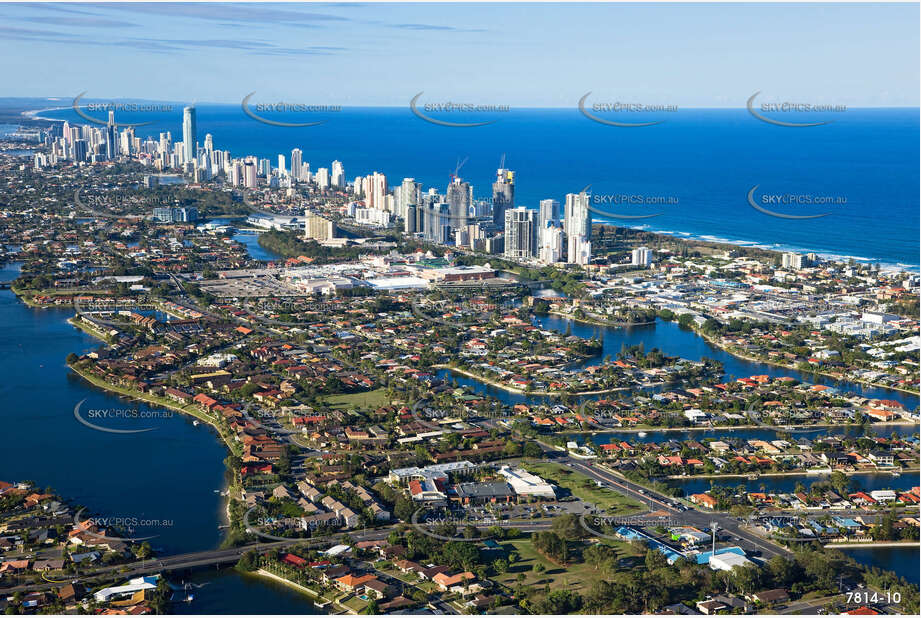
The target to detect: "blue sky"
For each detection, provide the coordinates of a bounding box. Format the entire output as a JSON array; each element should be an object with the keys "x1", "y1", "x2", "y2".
[{"x1": 2, "y1": 2, "x2": 918, "y2": 107}]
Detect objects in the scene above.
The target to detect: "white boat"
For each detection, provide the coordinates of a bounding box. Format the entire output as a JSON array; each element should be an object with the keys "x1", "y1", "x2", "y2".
[
  {"x1": 638, "y1": 431, "x2": 648, "y2": 437},
  {"x1": 193, "y1": 420, "x2": 200, "y2": 426}
]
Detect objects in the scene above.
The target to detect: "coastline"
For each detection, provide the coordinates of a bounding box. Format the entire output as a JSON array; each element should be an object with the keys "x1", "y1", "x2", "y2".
[{"x1": 23, "y1": 105, "x2": 920, "y2": 273}]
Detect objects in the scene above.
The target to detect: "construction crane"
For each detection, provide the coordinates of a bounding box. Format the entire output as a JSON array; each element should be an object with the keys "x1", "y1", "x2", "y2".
[{"x1": 451, "y1": 156, "x2": 468, "y2": 182}]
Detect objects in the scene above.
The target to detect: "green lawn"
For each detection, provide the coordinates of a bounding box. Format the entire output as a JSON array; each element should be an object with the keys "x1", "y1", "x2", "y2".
[
  {"x1": 522, "y1": 461, "x2": 644, "y2": 514},
  {"x1": 322, "y1": 388, "x2": 392, "y2": 411},
  {"x1": 493, "y1": 537, "x2": 642, "y2": 593},
  {"x1": 341, "y1": 595, "x2": 369, "y2": 613}
]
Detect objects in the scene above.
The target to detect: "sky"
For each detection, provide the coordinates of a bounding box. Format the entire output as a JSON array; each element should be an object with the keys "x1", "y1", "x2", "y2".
[{"x1": 1, "y1": 2, "x2": 918, "y2": 108}]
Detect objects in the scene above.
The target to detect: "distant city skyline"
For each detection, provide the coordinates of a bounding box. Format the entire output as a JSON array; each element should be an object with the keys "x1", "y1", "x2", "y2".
[{"x1": 1, "y1": 2, "x2": 918, "y2": 108}]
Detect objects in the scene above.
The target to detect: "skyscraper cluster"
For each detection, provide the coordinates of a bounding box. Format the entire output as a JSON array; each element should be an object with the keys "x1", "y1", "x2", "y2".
[{"x1": 39, "y1": 105, "x2": 593, "y2": 266}]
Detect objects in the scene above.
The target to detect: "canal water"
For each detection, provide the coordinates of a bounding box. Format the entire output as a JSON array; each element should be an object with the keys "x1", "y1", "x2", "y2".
[
  {"x1": 0, "y1": 263, "x2": 228, "y2": 554},
  {"x1": 171, "y1": 569, "x2": 323, "y2": 615},
  {"x1": 3, "y1": 235, "x2": 917, "y2": 600},
  {"x1": 434, "y1": 299, "x2": 919, "y2": 583}
]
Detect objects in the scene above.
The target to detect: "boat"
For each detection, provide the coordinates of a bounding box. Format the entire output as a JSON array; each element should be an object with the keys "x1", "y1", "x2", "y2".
[
  {"x1": 638, "y1": 431, "x2": 648, "y2": 437},
  {"x1": 193, "y1": 420, "x2": 200, "y2": 426}
]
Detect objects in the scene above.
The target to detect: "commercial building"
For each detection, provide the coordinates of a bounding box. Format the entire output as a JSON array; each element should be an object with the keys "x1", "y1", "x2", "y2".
[
  {"x1": 564, "y1": 191, "x2": 591, "y2": 265},
  {"x1": 182, "y1": 106, "x2": 197, "y2": 163},
  {"x1": 492, "y1": 168, "x2": 515, "y2": 227},
  {"x1": 497, "y1": 466, "x2": 556, "y2": 499},
  {"x1": 504, "y1": 207, "x2": 538, "y2": 259},
  {"x1": 304, "y1": 212, "x2": 336, "y2": 241},
  {"x1": 632, "y1": 246, "x2": 652, "y2": 267}
]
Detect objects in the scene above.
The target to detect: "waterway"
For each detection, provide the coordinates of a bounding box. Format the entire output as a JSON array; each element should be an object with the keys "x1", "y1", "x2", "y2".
[
  {"x1": 2, "y1": 237, "x2": 917, "y2": 598},
  {"x1": 432, "y1": 301, "x2": 919, "y2": 583},
  {"x1": 171, "y1": 569, "x2": 322, "y2": 615},
  {"x1": 0, "y1": 263, "x2": 228, "y2": 554},
  {"x1": 0, "y1": 261, "x2": 324, "y2": 612}
]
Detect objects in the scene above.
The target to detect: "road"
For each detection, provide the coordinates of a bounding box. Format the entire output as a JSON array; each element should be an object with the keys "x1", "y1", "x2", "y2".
[
  {"x1": 0, "y1": 518, "x2": 562, "y2": 596},
  {"x1": 541, "y1": 445, "x2": 792, "y2": 560}
]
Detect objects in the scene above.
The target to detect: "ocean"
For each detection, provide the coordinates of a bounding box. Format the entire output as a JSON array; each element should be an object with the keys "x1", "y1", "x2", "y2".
[{"x1": 37, "y1": 103, "x2": 920, "y2": 269}]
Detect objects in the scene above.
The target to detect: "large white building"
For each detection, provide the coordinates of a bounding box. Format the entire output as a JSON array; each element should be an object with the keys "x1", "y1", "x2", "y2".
[
  {"x1": 632, "y1": 246, "x2": 652, "y2": 267},
  {"x1": 539, "y1": 221, "x2": 564, "y2": 264},
  {"x1": 504, "y1": 207, "x2": 538, "y2": 259},
  {"x1": 498, "y1": 466, "x2": 556, "y2": 499},
  {"x1": 331, "y1": 160, "x2": 345, "y2": 188},
  {"x1": 564, "y1": 191, "x2": 591, "y2": 265}
]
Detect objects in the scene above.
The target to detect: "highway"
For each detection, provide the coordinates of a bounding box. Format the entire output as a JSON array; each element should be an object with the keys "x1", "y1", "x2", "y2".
[{"x1": 536, "y1": 441, "x2": 793, "y2": 561}]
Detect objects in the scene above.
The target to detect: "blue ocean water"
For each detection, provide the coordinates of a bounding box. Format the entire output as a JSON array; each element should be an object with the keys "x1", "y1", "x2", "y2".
[{"x1": 39, "y1": 104, "x2": 919, "y2": 269}]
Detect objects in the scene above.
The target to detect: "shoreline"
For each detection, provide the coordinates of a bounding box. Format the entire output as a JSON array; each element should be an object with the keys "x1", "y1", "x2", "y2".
[
  {"x1": 434, "y1": 363, "x2": 640, "y2": 397},
  {"x1": 564, "y1": 419, "x2": 919, "y2": 435},
  {"x1": 67, "y1": 362, "x2": 240, "y2": 455},
  {"x1": 825, "y1": 541, "x2": 921, "y2": 549},
  {"x1": 696, "y1": 330, "x2": 919, "y2": 397},
  {"x1": 251, "y1": 569, "x2": 326, "y2": 602},
  {"x1": 664, "y1": 467, "x2": 920, "y2": 480},
  {"x1": 12, "y1": 105, "x2": 921, "y2": 273}
]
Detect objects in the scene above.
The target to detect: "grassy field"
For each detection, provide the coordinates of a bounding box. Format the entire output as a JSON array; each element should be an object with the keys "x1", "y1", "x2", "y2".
[
  {"x1": 522, "y1": 461, "x2": 644, "y2": 515},
  {"x1": 322, "y1": 388, "x2": 392, "y2": 411},
  {"x1": 492, "y1": 536, "x2": 642, "y2": 593}
]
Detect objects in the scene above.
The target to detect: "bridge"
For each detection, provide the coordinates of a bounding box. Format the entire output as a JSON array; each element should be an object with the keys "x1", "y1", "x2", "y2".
[{"x1": 0, "y1": 519, "x2": 561, "y2": 596}]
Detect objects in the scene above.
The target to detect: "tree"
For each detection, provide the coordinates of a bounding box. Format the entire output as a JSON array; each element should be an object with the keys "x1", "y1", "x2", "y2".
[{"x1": 522, "y1": 441, "x2": 543, "y2": 458}]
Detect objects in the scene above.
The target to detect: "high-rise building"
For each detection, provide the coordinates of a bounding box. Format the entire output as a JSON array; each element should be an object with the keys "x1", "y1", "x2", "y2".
[
  {"x1": 782, "y1": 252, "x2": 805, "y2": 269},
  {"x1": 243, "y1": 160, "x2": 258, "y2": 188},
  {"x1": 504, "y1": 207, "x2": 538, "y2": 259},
  {"x1": 182, "y1": 106, "x2": 197, "y2": 163},
  {"x1": 539, "y1": 222, "x2": 564, "y2": 264},
  {"x1": 447, "y1": 176, "x2": 471, "y2": 227},
  {"x1": 277, "y1": 154, "x2": 286, "y2": 177},
  {"x1": 361, "y1": 172, "x2": 387, "y2": 209},
  {"x1": 631, "y1": 246, "x2": 652, "y2": 267},
  {"x1": 565, "y1": 191, "x2": 591, "y2": 264},
  {"x1": 331, "y1": 160, "x2": 344, "y2": 188},
  {"x1": 399, "y1": 178, "x2": 420, "y2": 219},
  {"x1": 203, "y1": 133, "x2": 213, "y2": 153},
  {"x1": 105, "y1": 110, "x2": 117, "y2": 160},
  {"x1": 404, "y1": 205, "x2": 418, "y2": 234},
  {"x1": 539, "y1": 199, "x2": 560, "y2": 226},
  {"x1": 290, "y1": 149, "x2": 302, "y2": 180},
  {"x1": 230, "y1": 161, "x2": 242, "y2": 187},
  {"x1": 492, "y1": 168, "x2": 515, "y2": 227},
  {"x1": 315, "y1": 168, "x2": 330, "y2": 190},
  {"x1": 304, "y1": 211, "x2": 336, "y2": 241}
]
